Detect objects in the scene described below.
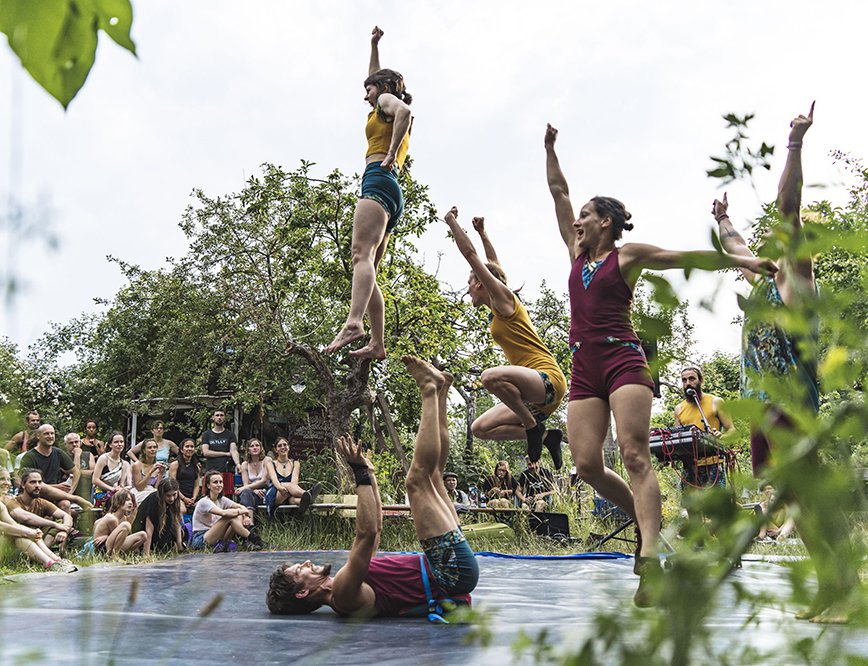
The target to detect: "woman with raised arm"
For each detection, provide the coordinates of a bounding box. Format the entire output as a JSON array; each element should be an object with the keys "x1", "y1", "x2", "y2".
[
  {"x1": 544, "y1": 123, "x2": 776, "y2": 606},
  {"x1": 324, "y1": 26, "x2": 413, "y2": 360},
  {"x1": 713, "y1": 104, "x2": 860, "y2": 623},
  {"x1": 443, "y1": 208, "x2": 567, "y2": 467}
]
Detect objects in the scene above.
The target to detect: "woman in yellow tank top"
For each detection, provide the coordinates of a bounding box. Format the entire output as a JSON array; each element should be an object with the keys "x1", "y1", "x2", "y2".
[
  {"x1": 443, "y1": 207, "x2": 567, "y2": 469},
  {"x1": 325, "y1": 26, "x2": 413, "y2": 360}
]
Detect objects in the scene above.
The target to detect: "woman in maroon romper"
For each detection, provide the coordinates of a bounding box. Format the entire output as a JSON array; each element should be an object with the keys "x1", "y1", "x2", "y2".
[{"x1": 544, "y1": 124, "x2": 775, "y2": 606}]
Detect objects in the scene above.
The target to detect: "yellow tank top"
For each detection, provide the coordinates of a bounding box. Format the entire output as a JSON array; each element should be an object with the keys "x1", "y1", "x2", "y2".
[
  {"x1": 490, "y1": 296, "x2": 567, "y2": 394},
  {"x1": 677, "y1": 394, "x2": 721, "y2": 431},
  {"x1": 365, "y1": 106, "x2": 410, "y2": 170}
]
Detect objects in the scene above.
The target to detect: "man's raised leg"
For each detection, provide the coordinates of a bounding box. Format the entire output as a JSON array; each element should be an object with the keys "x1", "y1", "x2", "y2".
[{"x1": 401, "y1": 356, "x2": 459, "y2": 540}]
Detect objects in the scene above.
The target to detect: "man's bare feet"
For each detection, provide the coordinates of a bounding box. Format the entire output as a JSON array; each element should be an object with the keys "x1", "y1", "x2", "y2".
[
  {"x1": 348, "y1": 342, "x2": 386, "y2": 360},
  {"x1": 401, "y1": 355, "x2": 445, "y2": 392},
  {"x1": 324, "y1": 322, "x2": 365, "y2": 354}
]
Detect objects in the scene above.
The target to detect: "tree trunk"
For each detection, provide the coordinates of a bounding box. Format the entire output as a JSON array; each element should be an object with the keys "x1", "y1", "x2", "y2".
[
  {"x1": 455, "y1": 383, "x2": 477, "y2": 464},
  {"x1": 375, "y1": 393, "x2": 410, "y2": 474}
]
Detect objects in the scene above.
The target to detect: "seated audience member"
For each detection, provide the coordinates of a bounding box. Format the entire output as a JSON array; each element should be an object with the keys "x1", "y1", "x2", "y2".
[
  {"x1": 0, "y1": 447, "x2": 11, "y2": 474},
  {"x1": 169, "y1": 438, "x2": 201, "y2": 518},
  {"x1": 481, "y1": 460, "x2": 518, "y2": 509},
  {"x1": 18, "y1": 424, "x2": 92, "y2": 514},
  {"x1": 138, "y1": 479, "x2": 185, "y2": 554},
  {"x1": 443, "y1": 472, "x2": 469, "y2": 505},
  {"x1": 90, "y1": 489, "x2": 147, "y2": 557},
  {"x1": 191, "y1": 471, "x2": 264, "y2": 551},
  {"x1": 4, "y1": 410, "x2": 40, "y2": 454},
  {"x1": 264, "y1": 437, "x2": 321, "y2": 518},
  {"x1": 517, "y1": 458, "x2": 556, "y2": 512},
  {"x1": 131, "y1": 438, "x2": 167, "y2": 504},
  {"x1": 63, "y1": 432, "x2": 95, "y2": 502},
  {"x1": 756, "y1": 483, "x2": 797, "y2": 542},
  {"x1": 236, "y1": 438, "x2": 271, "y2": 513},
  {"x1": 128, "y1": 420, "x2": 179, "y2": 464},
  {"x1": 4, "y1": 469, "x2": 75, "y2": 549},
  {"x1": 0, "y1": 469, "x2": 76, "y2": 571},
  {"x1": 92, "y1": 431, "x2": 133, "y2": 510},
  {"x1": 674, "y1": 366, "x2": 734, "y2": 489},
  {"x1": 81, "y1": 420, "x2": 105, "y2": 457}
]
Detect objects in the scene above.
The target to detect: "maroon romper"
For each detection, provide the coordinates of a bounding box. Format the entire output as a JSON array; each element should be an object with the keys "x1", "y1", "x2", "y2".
[
  {"x1": 363, "y1": 554, "x2": 472, "y2": 617},
  {"x1": 568, "y1": 247, "x2": 654, "y2": 401}
]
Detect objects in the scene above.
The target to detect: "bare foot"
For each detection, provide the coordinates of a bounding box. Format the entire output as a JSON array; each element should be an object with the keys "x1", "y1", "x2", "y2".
[
  {"x1": 324, "y1": 322, "x2": 365, "y2": 354},
  {"x1": 348, "y1": 342, "x2": 386, "y2": 360},
  {"x1": 401, "y1": 355, "x2": 445, "y2": 392},
  {"x1": 440, "y1": 371, "x2": 454, "y2": 394}
]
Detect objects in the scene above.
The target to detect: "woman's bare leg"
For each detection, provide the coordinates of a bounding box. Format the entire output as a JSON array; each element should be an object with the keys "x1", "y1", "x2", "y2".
[
  {"x1": 326, "y1": 199, "x2": 388, "y2": 354},
  {"x1": 350, "y1": 232, "x2": 391, "y2": 360}
]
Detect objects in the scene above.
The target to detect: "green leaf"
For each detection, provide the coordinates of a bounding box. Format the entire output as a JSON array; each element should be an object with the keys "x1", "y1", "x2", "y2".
[{"x1": 0, "y1": 0, "x2": 135, "y2": 109}]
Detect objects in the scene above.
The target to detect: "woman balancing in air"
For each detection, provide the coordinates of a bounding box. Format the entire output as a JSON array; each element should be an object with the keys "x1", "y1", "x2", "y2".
[
  {"x1": 443, "y1": 208, "x2": 567, "y2": 468},
  {"x1": 325, "y1": 26, "x2": 413, "y2": 360},
  {"x1": 544, "y1": 124, "x2": 777, "y2": 606}
]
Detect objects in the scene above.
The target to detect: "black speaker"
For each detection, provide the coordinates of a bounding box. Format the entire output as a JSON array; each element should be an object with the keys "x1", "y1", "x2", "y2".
[{"x1": 529, "y1": 511, "x2": 570, "y2": 539}]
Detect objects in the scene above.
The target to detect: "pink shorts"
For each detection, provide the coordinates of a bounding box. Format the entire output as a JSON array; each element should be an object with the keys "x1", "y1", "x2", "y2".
[{"x1": 568, "y1": 340, "x2": 654, "y2": 401}]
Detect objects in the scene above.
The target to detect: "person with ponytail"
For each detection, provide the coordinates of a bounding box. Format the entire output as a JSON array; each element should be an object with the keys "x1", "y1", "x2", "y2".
[
  {"x1": 544, "y1": 123, "x2": 777, "y2": 607},
  {"x1": 443, "y1": 208, "x2": 567, "y2": 468},
  {"x1": 325, "y1": 25, "x2": 413, "y2": 360}
]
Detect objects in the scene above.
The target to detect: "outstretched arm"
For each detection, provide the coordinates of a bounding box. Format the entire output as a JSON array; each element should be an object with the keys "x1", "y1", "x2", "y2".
[
  {"x1": 777, "y1": 102, "x2": 816, "y2": 289},
  {"x1": 331, "y1": 436, "x2": 380, "y2": 616},
  {"x1": 544, "y1": 124, "x2": 578, "y2": 264},
  {"x1": 368, "y1": 26, "x2": 383, "y2": 75},
  {"x1": 619, "y1": 242, "x2": 778, "y2": 288},
  {"x1": 712, "y1": 193, "x2": 759, "y2": 282},
  {"x1": 443, "y1": 207, "x2": 515, "y2": 315},
  {"x1": 472, "y1": 217, "x2": 500, "y2": 265}
]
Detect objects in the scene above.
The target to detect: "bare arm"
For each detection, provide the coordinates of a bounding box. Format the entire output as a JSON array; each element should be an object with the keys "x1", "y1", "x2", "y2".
[
  {"x1": 618, "y1": 242, "x2": 778, "y2": 288},
  {"x1": 368, "y1": 26, "x2": 383, "y2": 76},
  {"x1": 472, "y1": 217, "x2": 500, "y2": 265},
  {"x1": 544, "y1": 124, "x2": 579, "y2": 263},
  {"x1": 331, "y1": 436, "x2": 381, "y2": 616},
  {"x1": 713, "y1": 397, "x2": 735, "y2": 433},
  {"x1": 127, "y1": 441, "x2": 141, "y2": 463},
  {"x1": 230, "y1": 441, "x2": 241, "y2": 472},
  {"x1": 443, "y1": 207, "x2": 515, "y2": 314},
  {"x1": 376, "y1": 93, "x2": 411, "y2": 170},
  {"x1": 673, "y1": 404, "x2": 683, "y2": 426}
]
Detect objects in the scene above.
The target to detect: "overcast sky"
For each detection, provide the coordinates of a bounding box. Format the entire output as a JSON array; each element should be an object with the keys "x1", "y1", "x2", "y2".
[{"x1": 1, "y1": 1, "x2": 866, "y2": 382}]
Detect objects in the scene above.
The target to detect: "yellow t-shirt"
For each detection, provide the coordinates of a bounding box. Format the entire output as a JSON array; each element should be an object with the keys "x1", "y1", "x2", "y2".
[
  {"x1": 676, "y1": 394, "x2": 722, "y2": 431},
  {"x1": 490, "y1": 295, "x2": 567, "y2": 415},
  {"x1": 365, "y1": 107, "x2": 410, "y2": 170}
]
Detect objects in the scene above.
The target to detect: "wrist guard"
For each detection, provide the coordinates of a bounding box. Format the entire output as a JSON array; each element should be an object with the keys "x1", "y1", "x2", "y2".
[{"x1": 349, "y1": 462, "x2": 372, "y2": 487}]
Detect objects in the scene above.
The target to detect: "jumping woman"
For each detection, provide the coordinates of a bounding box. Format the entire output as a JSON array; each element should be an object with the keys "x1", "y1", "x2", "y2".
[
  {"x1": 443, "y1": 208, "x2": 567, "y2": 467},
  {"x1": 544, "y1": 123, "x2": 776, "y2": 606},
  {"x1": 325, "y1": 26, "x2": 413, "y2": 360}
]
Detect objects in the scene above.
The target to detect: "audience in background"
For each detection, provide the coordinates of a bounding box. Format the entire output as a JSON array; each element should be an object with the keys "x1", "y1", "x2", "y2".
[
  {"x1": 90, "y1": 489, "x2": 147, "y2": 557},
  {"x1": 236, "y1": 438, "x2": 271, "y2": 513},
  {"x1": 191, "y1": 470, "x2": 264, "y2": 551},
  {"x1": 131, "y1": 439, "x2": 167, "y2": 504},
  {"x1": 139, "y1": 478, "x2": 186, "y2": 554},
  {"x1": 169, "y1": 438, "x2": 201, "y2": 518},
  {"x1": 81, "y1": 420, "x2": 105, "y2": 457},
  {"x1": 264, "y1": 437, "x2": 320, "y2": 518},
  {"x1": 92, "y1": 432, "x2": 133, "y2": 510},
  {"x1": 518, "y1": 458, "x2": 556, "y2": 512},
  {"x1": 481, "y1": 460, "x2": 519, "y2": 509}
]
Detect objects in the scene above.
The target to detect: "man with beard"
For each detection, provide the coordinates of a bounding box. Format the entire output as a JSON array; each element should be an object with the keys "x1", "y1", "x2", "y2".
[
  {"x1": 18, "y1": 425, "x2": 93, "y2": 514},
  {"x1": 266, "y1": 356, "x2": 479, "y2": 619},
  {"x1": 3, "y1": 469, "x2": 75, "y2": 551},
  {"x1": 673, "y1": 367, "x2": 733, "y2": 489}
]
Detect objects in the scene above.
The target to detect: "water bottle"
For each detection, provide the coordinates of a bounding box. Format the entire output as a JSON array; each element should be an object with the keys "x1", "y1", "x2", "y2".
[{"x1": 468, "y1": 485, "x2": 478, "y2": 507}]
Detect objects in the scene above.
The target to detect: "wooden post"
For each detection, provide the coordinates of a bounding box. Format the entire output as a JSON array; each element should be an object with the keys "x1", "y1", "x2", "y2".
[{"x1": 375, "y1": 393, "x2": 410, "y2": 473}]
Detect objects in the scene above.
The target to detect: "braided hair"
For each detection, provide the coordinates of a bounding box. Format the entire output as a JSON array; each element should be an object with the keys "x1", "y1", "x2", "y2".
[{"x1": 590, "y1": 196, "x2": 634, "y2": 240}]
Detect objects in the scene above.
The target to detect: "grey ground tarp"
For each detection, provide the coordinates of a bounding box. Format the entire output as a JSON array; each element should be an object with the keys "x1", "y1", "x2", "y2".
[{"x1": 1, "y1": 550, "x2": 866, "y2": 664}]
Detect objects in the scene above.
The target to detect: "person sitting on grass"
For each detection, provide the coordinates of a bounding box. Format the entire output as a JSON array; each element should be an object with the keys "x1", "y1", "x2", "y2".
[
  {"x1": 756, "y1": 483, "x2": 796, "y2": 542},
  {"x1": 0, "y1": 469, "x2": 76, "y2": 572},
  {"x1": 139, "y1": 478, "x2": 186, "y2": 555},
  {"x1": 90, "y1": 489, "x2": 147, "y2": 558},
  {"x1": 191, "y1": 470, "x2": 264, "y2": 552},
  {"x1": 4, "y1": 469, "x2": 75, "y2": 551},
  {"x1": 266, "y1": 356, "x2": 479, "y2": 618},
  {"x1": 481, "y1": 460, "x2": 519, "y2": 509},
  {"x1": 264, "y1": 437, "x2": 320, "y2": 518}
]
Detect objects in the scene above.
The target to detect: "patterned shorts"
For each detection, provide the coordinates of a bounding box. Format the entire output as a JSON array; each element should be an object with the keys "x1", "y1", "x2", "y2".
[
  {"x1": 419, "y1": 527, "x2": 479, "y2": 595},
  {"x1": 526, "y1": 371, "x2": 558, "y2": 423}
]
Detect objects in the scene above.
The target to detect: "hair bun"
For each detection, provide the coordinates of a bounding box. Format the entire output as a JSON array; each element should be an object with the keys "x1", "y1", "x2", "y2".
[
  {"x1": 624, "y1": 211, "x2": 633, "y2": 221},
  {"x1": 622, "y1": 221, "x2": 635, "y2": 231}
]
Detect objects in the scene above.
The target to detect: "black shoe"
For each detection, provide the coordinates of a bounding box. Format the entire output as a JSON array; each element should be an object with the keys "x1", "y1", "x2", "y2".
[
  {"x1": 242, "y1": 535, "x2": 264, "y2": 551},
  {"x1": 308, "y1": 482, "x2": 322, "y2": 505},
  {"x1": 543, "y1": 429, "x2": 563, "y2": 470},
  {"x1": 526, "y1": 423, "x2": 545, "y2": 462},
  {"x1": 298, "y1": 491, "x2": 312, "y2": 515}
]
